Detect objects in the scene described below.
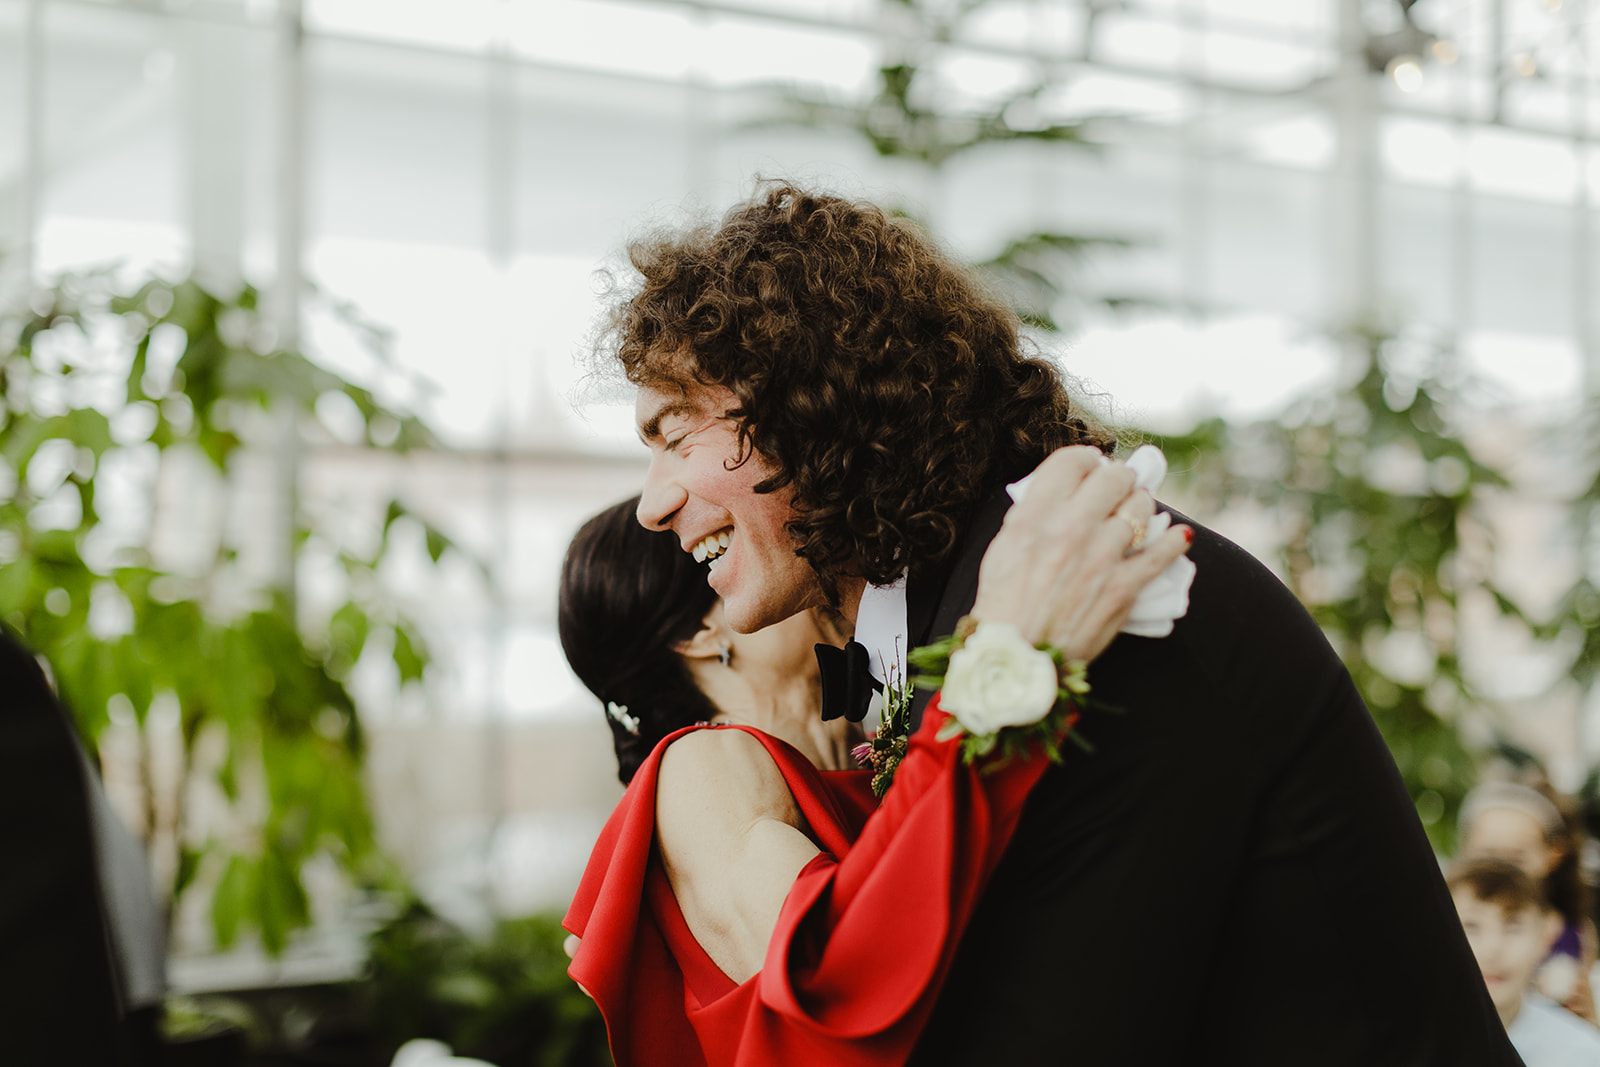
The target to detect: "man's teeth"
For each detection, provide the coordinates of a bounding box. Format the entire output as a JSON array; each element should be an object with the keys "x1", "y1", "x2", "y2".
[{"x1": 692, "y1": 530, "x2": 731, "y2": 563}]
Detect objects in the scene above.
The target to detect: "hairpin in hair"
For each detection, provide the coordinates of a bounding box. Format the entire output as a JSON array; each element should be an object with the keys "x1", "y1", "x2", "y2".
[{"x1": 606, "y1": 701, "x2": 640, "y2": 736}]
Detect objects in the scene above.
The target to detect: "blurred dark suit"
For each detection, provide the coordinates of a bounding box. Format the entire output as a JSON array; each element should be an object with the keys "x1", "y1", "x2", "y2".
[{"x1": 0, "y1": 626, "x2": 163, "y2": 1065}]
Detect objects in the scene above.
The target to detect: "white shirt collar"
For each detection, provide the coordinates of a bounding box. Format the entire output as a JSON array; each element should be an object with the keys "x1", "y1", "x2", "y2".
[{"x1": 853, "y1": 573, "x2": 908, "y2": 686}]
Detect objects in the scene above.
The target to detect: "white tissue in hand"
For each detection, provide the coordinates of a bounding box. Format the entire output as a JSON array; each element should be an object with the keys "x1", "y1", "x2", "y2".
[
  {"x1": 1006, "y1": 444, "x2": 1194, "y2": 639},
  {"x1": 1121, "y1": 551, "x2": 1194, "y2": 637},
  {"x1": 1124, "y1": 443, "x2": 1167, "y2": 492}
]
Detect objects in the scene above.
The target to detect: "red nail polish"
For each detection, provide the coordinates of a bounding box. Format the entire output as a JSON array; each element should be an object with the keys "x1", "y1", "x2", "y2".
[{"x1": 1181, "y1": 527, "x2": 1194, "y2": 544}]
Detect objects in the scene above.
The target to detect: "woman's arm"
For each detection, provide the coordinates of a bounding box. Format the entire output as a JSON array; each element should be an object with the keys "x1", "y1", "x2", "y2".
[
  {"x1": 654, "y1": 728, "x2": 819, "y2": 983},
  {"x1": 565, "y1": 706, "x2": 1027, "y2": 1067},
  {"x1": 644, "y1": 447, "x2": 1194, "y2": 991},
  {"x1": 566, "y1": 446, "x2": 1195, "y2": 1063}
]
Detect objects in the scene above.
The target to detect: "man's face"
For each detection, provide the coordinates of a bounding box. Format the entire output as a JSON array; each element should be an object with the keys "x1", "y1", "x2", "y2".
[
  {"x1": 634, "y1": 382, "x2": 824, "y2": 633},
  {"x1": 1452, "y1": 889, "x2": 1557, "y2": 1017}
]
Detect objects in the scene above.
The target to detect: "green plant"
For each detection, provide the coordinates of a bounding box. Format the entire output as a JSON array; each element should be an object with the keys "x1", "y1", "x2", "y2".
[
  {"x1": 1150, "y1": 327, "x2": 1536, "y2": 851},
  {"x1": 0, "y1": 271, "x2": 458, "y2": 953},
  {"x1": 762, "y1": 0, "x2": 1150, "y2": 331},
  {"x1": 365, "y1": 904, "x2": 612, "y2": 1067},
  {"x1": 1551, "y1": 405, "x2": 1600, "y2": 698}
]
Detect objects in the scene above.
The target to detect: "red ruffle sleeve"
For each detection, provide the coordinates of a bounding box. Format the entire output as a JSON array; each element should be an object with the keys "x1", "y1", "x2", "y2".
[{"x1": 563, "y1": 697, "x2": 1050, "y2": 1067}]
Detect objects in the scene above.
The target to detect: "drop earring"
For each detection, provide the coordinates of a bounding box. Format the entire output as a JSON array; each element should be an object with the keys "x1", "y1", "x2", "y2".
[{"x1": 718, "y1": 643, "x2": 733, "y2": 668}]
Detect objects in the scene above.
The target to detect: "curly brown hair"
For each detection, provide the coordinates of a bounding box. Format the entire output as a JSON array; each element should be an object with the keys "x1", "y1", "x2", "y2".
[{"x1": 597, "y1": 182, "x2": 1113, "y2": 594}]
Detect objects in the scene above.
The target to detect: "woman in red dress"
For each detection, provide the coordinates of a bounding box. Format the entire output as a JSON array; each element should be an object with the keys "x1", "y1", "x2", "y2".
[{"x1": 558, "y1": 453, "x2": 1187, "y2": 1067}]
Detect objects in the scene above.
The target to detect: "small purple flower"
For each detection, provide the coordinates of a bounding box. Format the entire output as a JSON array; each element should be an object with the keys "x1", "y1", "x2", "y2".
[{"x1": 851, "y1": 742, "x2": 875, "y2": 768}]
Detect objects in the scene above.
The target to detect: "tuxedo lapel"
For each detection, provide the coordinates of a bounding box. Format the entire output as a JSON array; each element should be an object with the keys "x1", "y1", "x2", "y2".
[{"x1": 906, "y1": 482, "x2": 1014, "y2": 730}]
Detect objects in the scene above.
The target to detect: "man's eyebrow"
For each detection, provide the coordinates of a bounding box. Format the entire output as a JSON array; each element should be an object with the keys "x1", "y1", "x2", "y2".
[{"x1": 637, "y1": 398, "x2": 698, "y2": 443}]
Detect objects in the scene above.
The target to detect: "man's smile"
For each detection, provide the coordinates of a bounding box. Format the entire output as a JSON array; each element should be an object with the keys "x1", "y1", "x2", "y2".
[
  {"x1": 636, "y1": 381, "x2": 821, "y2": 632},
  {"x1": 691, "y1": 528, "x2": 732, "y2": 564}
]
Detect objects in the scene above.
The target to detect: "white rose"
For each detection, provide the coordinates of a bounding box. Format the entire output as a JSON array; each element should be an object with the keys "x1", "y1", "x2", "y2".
[{"x1": 940, "y1": 622, "x2": 1060, "y2": 736}]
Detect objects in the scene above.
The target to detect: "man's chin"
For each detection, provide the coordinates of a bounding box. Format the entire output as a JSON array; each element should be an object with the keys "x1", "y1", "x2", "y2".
[
  {"x1": 723, "y1": 598, "x2": 802, "y2": 635},
  {"x1": 726, "y1": 609, "x2": 785, "y2": 635}
]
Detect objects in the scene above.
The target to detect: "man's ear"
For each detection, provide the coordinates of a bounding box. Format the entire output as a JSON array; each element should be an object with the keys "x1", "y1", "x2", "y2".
[{"x1": 675, "y1": 606, "x2": 731, "y2": 662}]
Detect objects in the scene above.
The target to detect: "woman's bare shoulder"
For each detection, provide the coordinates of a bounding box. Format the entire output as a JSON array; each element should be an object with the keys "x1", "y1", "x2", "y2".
[
  {"x1": 656, "y1": 728, "x2": 802, "y2": 841},
  {"x1": 653, "y1": 727, "x2": 823, "y2": 984},
  {"x1": 658, "y1": 723, "x2": 770, "y2": 766}
]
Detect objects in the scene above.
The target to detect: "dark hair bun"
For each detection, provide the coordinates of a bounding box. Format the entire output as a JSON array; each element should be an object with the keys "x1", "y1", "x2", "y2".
[{"x1": 558, "y1": 497, "x2": 719, "y2": 784}]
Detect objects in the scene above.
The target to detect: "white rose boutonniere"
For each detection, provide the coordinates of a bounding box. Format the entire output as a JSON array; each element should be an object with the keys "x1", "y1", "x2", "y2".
[
  {"x1": 909, "y1": 617, "x2": 1098, "y2": 766},
  {"x1": 873, "y1": 445, "x2": 1188, "y2": 787},
  {"x1": 939, "y1": 622, "x2": 1059, "y2": 735}
]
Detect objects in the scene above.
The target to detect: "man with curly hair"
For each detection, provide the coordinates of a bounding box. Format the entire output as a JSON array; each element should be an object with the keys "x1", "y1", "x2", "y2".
[{"x1": 610, "y1": 183, "x2": 1517, "y2": 1063}]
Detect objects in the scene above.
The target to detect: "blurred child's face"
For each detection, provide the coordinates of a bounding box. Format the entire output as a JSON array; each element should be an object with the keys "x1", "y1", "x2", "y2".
[
  {"x1": 1452, "y1": 889, "x2": 1558, "y2": 1017},
  {"x1": 1462, "y1": 806, "x2": 1559, "y2": 879}
]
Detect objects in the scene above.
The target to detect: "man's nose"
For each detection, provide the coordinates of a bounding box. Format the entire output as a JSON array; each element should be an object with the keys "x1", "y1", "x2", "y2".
[{"x1": 637, "y1": 453, "x2": 686, "y2": 531}]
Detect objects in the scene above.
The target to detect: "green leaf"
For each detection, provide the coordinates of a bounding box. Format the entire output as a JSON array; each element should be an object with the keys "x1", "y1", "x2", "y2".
[
  {"x1": 0, "y1": 559, "x2": 34, "y2": 611},
  {"x1": 1, "y1": 412, "x2": 62, "y2": 473},
  {"x1": 393, "y1": 622, "x2": 426, "y2": 685},
  {"x1": 329, "y1": 601, "x2": 370, "y2": 664},
  {"x1": 66, "y1": 409, "x2": 113, "y2": 456},
  {"x1": 196, "y1": 425, "x2": 241, "y2": 469},
  {"x1": 256, "y1": 849, "x2": 308, "y2": 955},
  {"x1": 173, "y1": 845, "x2": 204, "y2": 901},
  {"x1": 212, "y1": 855, "x2": 250, "y2": 948},
  {"x1": 217, "y1": 753, "x2": 239, "y2": 802},
  {"x1": 424, "y1": 525, "x2": 448, "y2": 564}
]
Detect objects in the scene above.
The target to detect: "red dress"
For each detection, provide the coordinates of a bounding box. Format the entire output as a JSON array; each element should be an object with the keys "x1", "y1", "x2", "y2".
[{"x1": 562, "y1": 697, "x2": 1051, "y2": 1067}]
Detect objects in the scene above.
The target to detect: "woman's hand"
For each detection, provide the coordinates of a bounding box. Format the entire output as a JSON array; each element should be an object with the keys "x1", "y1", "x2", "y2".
[{"x1": 969, "y1": 446, "x2": 1192, "y2": 663}]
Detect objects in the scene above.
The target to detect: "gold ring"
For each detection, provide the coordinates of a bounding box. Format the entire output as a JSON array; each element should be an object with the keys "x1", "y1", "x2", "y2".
[{"x1": 1122, "y1": 514, "x2": 1146, "y2": 551}]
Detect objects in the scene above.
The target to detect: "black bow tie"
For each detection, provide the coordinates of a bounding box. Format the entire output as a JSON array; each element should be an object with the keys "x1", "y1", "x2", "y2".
[{"x1": 815, "y1": 640, "x2": 876, "y2": 723}]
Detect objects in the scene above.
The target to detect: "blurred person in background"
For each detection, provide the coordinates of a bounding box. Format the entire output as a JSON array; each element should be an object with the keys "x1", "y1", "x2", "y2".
[
  {"x1": 558, "y1": 458, "x2": 1184, "y2": 1066},
  {"x1": 1451, "y1": 858, "x2": 1600, "y2": 1065},
  {"x1": 1462, "y1": 780, "x2": 1598, "y2": 1023}
]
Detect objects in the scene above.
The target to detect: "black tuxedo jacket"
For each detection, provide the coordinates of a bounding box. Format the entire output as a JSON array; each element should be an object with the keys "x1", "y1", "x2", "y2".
[{"x1": 903, "y1": 486, "x2": 1521, "y2": 1066}]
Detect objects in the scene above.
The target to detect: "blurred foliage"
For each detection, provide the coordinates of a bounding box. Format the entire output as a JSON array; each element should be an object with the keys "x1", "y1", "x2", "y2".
[
  {"x1": 0, "y1": 271, "x2": 461, "y2": 953},
  {"x1": 1148, "y1": 327, "x2": 1546, "y2": 852},
  {"x1": 363, "y1": 904, "x2": 611, "y2": 1067},
  {"x1": 1581, "y1": 764, "x2": 1600, "y2": 844},
  {"x1": 1555, "y1": 403, "x2": 1600, "y2": 692},
  {"x1": 153, "y1": 909, "x2": 609, "y2": 1066},
  {"x1": 786, "y1": 56, "x2": 1088, "y2": 167},
  {"x1": 763, "y1": 0, "x2": 1151, "y2": 331}
]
